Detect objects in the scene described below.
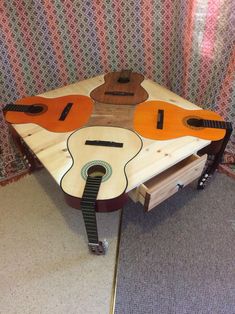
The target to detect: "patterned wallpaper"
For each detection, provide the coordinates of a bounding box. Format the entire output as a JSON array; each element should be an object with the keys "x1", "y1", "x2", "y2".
[{"x1": 0, "y1": 0, "x2": 234, "y2": 182}]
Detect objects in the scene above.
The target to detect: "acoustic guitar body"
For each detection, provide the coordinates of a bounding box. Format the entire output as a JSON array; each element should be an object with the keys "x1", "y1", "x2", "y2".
[
  {"x1": 90, "y1": 70, "x2": 148, "y2": 105},
  {"x1": 60, "y1": 126, "x2": 143, "y2": 212},
  {"x1": 134, "y1": 101, "x2": 226, "y2": 141},
  {"x1": 4, "y1": 95, "x2": 93, "y2": 132}
]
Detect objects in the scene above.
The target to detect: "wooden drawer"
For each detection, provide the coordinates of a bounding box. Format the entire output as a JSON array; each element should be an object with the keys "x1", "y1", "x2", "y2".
[{"x1": 129, "y1": 154, "x2": 207, "y2": 211}]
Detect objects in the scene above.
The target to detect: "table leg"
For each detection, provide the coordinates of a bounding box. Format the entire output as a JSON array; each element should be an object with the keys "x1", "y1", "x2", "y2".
[{"x1": 9, "y1": 125, "x2": 43, "y2": 172}]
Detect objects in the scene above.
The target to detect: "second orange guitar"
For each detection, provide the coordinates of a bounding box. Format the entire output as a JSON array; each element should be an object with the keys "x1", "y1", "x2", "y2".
[
  {"x1": 4, "y1": 95, "x2": 93, "y2": 132},
  {"x1": 134, "y1": 100, "x2": 227, "y2": 141}
]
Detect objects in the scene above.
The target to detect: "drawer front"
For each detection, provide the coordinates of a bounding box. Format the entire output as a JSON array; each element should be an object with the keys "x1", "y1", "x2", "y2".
[{"x1": 129, "y1": 154, "x2": 207, "y2": 211}]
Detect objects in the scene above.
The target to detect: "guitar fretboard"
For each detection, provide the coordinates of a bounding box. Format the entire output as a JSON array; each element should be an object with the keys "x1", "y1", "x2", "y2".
[
  {"x1": 3, "y1": 104, "x2": 32, "y2": 112},
  {"x1": 3, "y1": 103, "x2": 44, "y2": 114},
  {"x1": 80, "y1": 175, "x2": 103, "y2": 245},
  {"x1": 202, "y1": 119, "x2": 232, "y2": 130},
  {"x1": 187, "y1": 117, "x2": 232, "y2": 130}
]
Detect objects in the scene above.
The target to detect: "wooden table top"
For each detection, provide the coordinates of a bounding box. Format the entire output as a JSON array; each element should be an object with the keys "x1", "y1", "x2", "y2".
[{"x1": 12, "y1": 75, "x2": 210, "y2": 191}]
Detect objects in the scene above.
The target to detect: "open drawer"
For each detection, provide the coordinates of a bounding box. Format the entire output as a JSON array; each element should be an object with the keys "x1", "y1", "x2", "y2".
[{"x1": 129, "y1": 154, "x2": 207, "y2": 212}]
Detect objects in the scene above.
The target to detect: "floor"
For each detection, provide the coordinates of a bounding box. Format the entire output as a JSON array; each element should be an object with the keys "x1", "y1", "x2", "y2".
[{"x1": 0, "y1": 169, "x2": 121, "y2": 314}]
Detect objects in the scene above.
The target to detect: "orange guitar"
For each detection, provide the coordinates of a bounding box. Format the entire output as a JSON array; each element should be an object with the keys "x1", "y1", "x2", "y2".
[
  {"x1": 90, "y1": 69, "x2": 148, "y2": 105},
  {"x1": 134, "y1": 100, "x2": 227, "y2": 141},
  {"x1": 3, "y1": 95, "x2": 93, "y2": 132}
]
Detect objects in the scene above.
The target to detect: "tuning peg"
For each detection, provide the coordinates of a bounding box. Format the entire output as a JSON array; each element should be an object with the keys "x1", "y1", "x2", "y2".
[{"x1": 177, "y1": 183, "x2": 184, "y2": 189}]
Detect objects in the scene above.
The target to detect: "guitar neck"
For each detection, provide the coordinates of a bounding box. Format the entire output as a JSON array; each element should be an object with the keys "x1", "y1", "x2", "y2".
[
  {"x1": 80, "y1": 175, "x2": 103, "y2": 245},
  {"x1": 3, "y1": 104, "x2": 31, "y2": 112},
  {"x1": 202, "y1": 119, "x2": 232, "y2": 130}
]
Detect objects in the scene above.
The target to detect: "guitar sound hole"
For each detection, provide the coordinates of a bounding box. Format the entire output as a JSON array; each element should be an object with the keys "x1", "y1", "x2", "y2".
[
  {"x1": 187, "y1": 118, "x2": 203, "y2": 127},
  {"x1": 183, "y1": 116, "x2": 204, "y2": 130},
  {"x1": 118, "y1": 77, "x2": 130, "y2": 84},
  {"x1": 26, "y1": 103, "x2": 48, "y2": 116},
  {"x1": 87, "y1": 165, "x2": 106, "y2": 178},
  {"x1": 29, "y1": 105, "x2": 43, "y2": 113}
]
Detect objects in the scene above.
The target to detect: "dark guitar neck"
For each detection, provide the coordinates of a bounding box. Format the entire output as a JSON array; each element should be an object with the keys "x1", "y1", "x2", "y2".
[
  {"x1": 197, "y1": 121, "x2": 233, "y2": 189},
  {"x1": 80, "y1": 175, "x2": 107, "y2": 255},
  {"x1": 3, "y1": 103, "x2": 43, "y2": 114},
  {"x1": 187, "y1": 118, "x2": 232, "y2": 130}
]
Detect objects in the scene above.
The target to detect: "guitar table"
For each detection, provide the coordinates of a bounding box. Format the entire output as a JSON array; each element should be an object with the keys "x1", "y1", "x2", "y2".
[
  {"x1": 7, "y1": 74, "x2": 230, "y2": 311},
  {"x1": 10, "y1": 77, "x2": 206, "y2": 178}
]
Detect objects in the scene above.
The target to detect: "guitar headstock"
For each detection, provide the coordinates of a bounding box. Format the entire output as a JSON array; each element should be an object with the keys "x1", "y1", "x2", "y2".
[
  {"x1": 197, "y1": 172, "x2": 210, "y2": 189},
  {"x1": 88, "y1": 240, "x2": 108, "y2": 255}
]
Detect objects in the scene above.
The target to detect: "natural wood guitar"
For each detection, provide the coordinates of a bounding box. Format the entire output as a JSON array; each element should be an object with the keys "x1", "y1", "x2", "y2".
[
  {"x1": 134, "y1": 100, "x2": 227, "y2": 141},
  {"x1": 90, "y1": 69, "x2": 148, "y2": 105},
  {"x1": 3, "y1": 95, "x2": 93, "y2": 132},
  {"x1": 60, "y1": 126, "x2": 142, "y2": 212},
  {"x1": 60, "y1": 126, "x2": 142, "y2": 254}
]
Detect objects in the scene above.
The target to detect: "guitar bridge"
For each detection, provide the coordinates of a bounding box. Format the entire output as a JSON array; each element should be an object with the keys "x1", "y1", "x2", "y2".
[
  {"x1": 104, "y1": 91, "x2": 134, "y2": 96},
  {"x1": 85, "y1": 140, "x2": 123, "y2": 147},
  {"x1": 157, "y1": 109, "x2": 164, "y2": 129},
  {"x1": 59, "y1": 102, "x2": 73, "y2": 121}
]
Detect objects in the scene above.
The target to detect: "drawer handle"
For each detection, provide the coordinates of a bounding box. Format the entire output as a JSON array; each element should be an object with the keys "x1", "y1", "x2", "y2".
[{"x1": 177, "y1": 183, "x2": 184, "y2": 189}]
